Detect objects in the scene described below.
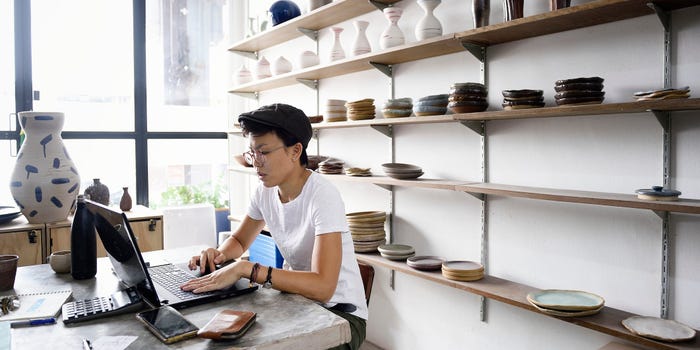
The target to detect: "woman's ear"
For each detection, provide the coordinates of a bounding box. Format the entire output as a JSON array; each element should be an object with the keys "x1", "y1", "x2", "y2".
[{"x1": 291, "y1": 143, "x2": 303, "y2": 161}]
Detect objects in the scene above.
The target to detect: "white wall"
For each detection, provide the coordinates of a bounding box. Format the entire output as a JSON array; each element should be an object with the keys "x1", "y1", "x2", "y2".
[{"x1": 229, "y1": 1, "x2": 700, "y2": 349}]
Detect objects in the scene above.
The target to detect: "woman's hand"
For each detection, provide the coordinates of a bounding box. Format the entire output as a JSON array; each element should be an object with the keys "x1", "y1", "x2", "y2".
[
  {"x1": 180, "y1": 260, "x2": 249, "y2": 293},
  {"x1": 188, "y1": 248, "x2": 227, "y2": 274}
]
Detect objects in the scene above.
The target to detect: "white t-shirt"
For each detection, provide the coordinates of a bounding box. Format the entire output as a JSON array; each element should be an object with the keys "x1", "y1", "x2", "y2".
[{"x1": 247, "y1": 170, "x2": 368, "y2": 320}]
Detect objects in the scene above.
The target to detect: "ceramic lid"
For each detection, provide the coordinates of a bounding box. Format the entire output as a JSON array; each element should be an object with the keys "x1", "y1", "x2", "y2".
[
  {"x1": 407, "y1": 256, "x2": 445, "y2": 271},
  {"x1": 378, "y1": 244, "x2": 415, "y2": 255}
]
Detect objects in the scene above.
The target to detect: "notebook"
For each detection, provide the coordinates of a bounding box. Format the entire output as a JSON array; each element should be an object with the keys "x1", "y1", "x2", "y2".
[
  {"x1": 80, "y1": 200, "x2": 257, "y2": 309},
  {"x1": 0, "y1": 290, "x2": 72, "y2": 321}
]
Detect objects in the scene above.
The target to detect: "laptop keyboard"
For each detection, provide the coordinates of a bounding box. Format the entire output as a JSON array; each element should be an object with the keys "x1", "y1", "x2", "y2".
[{"x1": 148, "y1": 264, "x2": 212, "y2": 300}]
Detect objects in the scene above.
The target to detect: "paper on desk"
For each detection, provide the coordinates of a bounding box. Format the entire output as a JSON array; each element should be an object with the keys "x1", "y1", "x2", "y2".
[
  {"x1": 92, "y1": 336, "x2": 137, "y2": 350},
  {"x1": 0, "y1": 321, "x2": 9, "y2": 350}
]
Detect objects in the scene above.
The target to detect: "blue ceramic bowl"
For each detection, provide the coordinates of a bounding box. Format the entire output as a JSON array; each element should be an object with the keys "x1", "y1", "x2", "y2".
[{"x1": 270, "y1": 1, "x2": 301, "y2": 26}]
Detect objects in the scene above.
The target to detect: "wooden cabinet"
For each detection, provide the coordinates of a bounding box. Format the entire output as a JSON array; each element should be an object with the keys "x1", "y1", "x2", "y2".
[
  {"x1": 0, "y1": 218, "x2": 44, "y2": 266},
  {"x1": 46, "y1": 205, "x2": 163, "y2": 258}
]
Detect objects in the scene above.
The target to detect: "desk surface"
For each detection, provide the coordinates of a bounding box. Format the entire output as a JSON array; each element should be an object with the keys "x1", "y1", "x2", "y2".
[{"x1": 6, "y1": 246, "x2": 351, "y2": 349}]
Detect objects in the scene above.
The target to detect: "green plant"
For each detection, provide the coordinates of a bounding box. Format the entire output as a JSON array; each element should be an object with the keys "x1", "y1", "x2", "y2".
[{"x1": 156, "y1": 179, "x2": 229, "y2": 209}]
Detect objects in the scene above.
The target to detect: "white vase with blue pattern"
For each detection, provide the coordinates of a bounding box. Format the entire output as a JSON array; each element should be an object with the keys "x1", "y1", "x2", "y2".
[{"x1": 10, "y1": 112, "x2": 80, "y2": 223}]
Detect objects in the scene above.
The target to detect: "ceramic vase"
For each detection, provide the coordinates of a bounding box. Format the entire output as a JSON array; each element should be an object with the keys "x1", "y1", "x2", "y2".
[
  {"x1": 472, "y1": 0, "x2": 490, "y2": 28},
  {"x1": 84, "y1": 178, "x2": 110, "y2": 205},
  {"x1": 10, "y1": 112, "x2": 80, "y2": 224},
  {"x1": 416, "y1": 0, "x2": 443, "y2": 41},
  {"x1": 234, "y1": 65, "x2": 252, "y2": 85},
  {"x1": 272, "y1": 56, "x2": 292, "y2": 75},
  {"x1": 329, "y1": 27, "x2": 346, "y2": 61},
  {"x1": 380, "y1": 7, "x2": 405, "y2": 49},
  {"x1": 351, "y1": 20, "x2": 371, "y2": 56},
  {"x1": 255, "y1": 56, "x2": 271, "y2": 79},
  {"x1": 298, "y1": 50, "x2": 320, "y2": 69},
  {"x1": 119, "y1": 187, "x2": 132, "y2": 211},
  {"x1": 550, "y1": 0, "x2": 570, "y2": 10},
  {"x1": 269, "y1": 0, "x2": 301, "y2": 26},
  {"x1": 503, "y1": 0, "x2": 524, "y2": 21}
]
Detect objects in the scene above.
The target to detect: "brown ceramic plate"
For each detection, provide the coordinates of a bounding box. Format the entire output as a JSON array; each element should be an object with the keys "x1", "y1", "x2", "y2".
[
  {"x1": 502, "y1": 89, "x2": 543, "y2": 98},
  {"x1": 407, "y1": 256, "x2": 445, "y2": 271},
  {"x1": 555, "y1": 76, "x2": 604, "y2": 85},
  {"x1": 555, "y1": 97, "x2": 604, "y2": 105},
  {"x1": 554, "y1": 83, "x2": 604, "y2": 92},
  {"x1": 442, "y1": 260, "x2": 484, "y2": 273},
  {"x1": 449, "y1": 104, "x2": 489, "y2": 113}
]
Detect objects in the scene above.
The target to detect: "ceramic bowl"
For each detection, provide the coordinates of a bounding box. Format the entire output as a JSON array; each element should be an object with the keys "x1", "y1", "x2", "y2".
[
  {"x1": 502, "y1": 89, "x2": 543, "y2": 98},
  {"x1": 555, "y1": 76, "x2": 604, "y2": 85},
  {"x1": 417, "y1": 94, "x2": 449, "y2": 102},
  {"x1": 382, "y1": 109, "x2": 413, "y2": 118},
  {"x1": 326, "y1": 99, "x2": 347, "y2": 107},
  {"x1": 554, "y1": 90, "x2": 605, "y2": 99},
  {"x1": 298, "y1": 50, "x2": 320, "y2": 69},
  {"x1": 307, "y1": 155, "x2": 329, "y2": 170},
  {"x1": 414, "y1": 99, "x2": 448, "y2": 107},
  {"x1": 554, "y1": 83, "x2": 604, "y2": 92},
  {"x1": 308, "y1": 115, "x2": 324, "y2": 123},
  {"x1": 555, "y1": 96, "x2": 605, "y2": 105},
  {"x1": 449, "y1": 101, "x2": 488, "y2": 113},
  {"x1": 449, "y1": 94, "x2": 487, "y2": 102},
  {"x1": 272, "y1": 56, "x2": 292, "y2": 75},
  {"x1": 382, "y1": 163, "x2": 422, "y2": 172},
  {"x1": 413, "y1": 105, "x2": 447, "y2": 116}
]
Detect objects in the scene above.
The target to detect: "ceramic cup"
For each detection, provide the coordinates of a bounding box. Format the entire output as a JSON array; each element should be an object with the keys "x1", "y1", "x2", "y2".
[
  {"x1": 0, "y1": 255, "x2": 19, "y2": 290},
  {"x1": 49, "y1": 250, "x2": 72, "y2": 274}
]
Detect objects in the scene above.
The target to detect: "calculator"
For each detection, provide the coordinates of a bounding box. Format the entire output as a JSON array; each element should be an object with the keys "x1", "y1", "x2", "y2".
[{"x1": 62, "y1": 286, "x2": 145, "y2": 324}]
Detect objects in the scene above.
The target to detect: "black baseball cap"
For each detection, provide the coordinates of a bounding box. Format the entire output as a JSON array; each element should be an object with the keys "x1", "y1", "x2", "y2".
[{"x1": 238, "y1": 104, "x2": 313, "y2": 149}]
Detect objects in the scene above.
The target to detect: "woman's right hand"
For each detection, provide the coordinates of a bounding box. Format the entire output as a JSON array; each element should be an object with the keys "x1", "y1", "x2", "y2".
[{"x1": 188, "y1": 248, "x2": 227, "y2": 274}]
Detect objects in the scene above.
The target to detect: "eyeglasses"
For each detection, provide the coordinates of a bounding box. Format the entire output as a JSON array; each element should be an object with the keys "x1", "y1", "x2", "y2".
[{"x1": 243, "y1": 145, "x2": 285, "y2": 166}]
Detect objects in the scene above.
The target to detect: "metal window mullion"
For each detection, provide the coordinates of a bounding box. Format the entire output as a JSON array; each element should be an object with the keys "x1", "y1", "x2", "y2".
[{"x1": 133, "y1": 0, "x2": 149, "y2": 207}]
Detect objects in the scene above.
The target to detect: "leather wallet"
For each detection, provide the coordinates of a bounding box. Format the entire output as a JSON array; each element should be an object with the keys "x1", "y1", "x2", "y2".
[{"x1": 197, "y1": 310, "x2": 257, "y2": 340}]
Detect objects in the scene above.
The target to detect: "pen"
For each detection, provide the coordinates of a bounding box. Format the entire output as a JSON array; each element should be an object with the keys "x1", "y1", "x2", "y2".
[
  {"x1": 82, "y1": 338, "x2": 93, "y2": 350},
  {"x1": 9, "y1": 317, "x2": 56, "y2": 328}
]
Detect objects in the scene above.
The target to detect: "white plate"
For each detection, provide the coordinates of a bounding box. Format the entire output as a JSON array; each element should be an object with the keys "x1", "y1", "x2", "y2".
[
  {"x1": 527, "y1": 289, "x2": 604, "y2": 311},
  {"x1": 622, "y1": 316, "x2": 696, "y2": 342}
]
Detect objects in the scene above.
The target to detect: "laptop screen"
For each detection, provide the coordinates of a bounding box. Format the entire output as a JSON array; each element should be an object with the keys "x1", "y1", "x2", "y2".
[{"x1": 84, "y1": 199, "x2": 161, "y2": 308}]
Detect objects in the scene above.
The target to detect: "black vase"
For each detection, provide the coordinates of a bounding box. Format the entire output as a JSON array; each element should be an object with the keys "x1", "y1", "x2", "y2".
[
  {"x1": 71, "y1": 195, "x2": 96, "y2": 280},
  {"x1": 472, "y1": 0, "x2": 490, "y2": 28}
]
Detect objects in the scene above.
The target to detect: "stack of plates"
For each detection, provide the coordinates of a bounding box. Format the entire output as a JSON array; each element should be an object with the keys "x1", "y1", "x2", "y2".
[
  {"x1": 449, "y1": 82, "x2": 488, "y2": 113},
  {"x1": 347, "y1": 211, "x2": 386, "y2": 253},
  {"x1": 346, "y1": 98, "x2": 376, "y2": 121},
  {"x1": 318, "y1": 158, "x2": 345, "y2": 174},
  {"x1": 0, "y1": 206, "x2": 22, "y2": 224},
  {"x1": 307, "y1": 155, "x2": 329, "y2": 171},
  {"x1": 635, "y1": 186, "x2": 681, "y2": 201},
  {"x1": 554, "y1": 77, "x2": 605, "y2": 106},
  {"x1": 325, "y1": 99, "x2": 347, "y2": 122},
  {"x1": 378, "y1": 244, "x2": 415, "y2": 261},
  {"x1": 345, "y1": 167, "x2": 372, "y2": 177},
  {"x1": 307, "y1": 115, "x2": 323, "y2": 124},
  {"x1": 381, "y1": 163, "x2": 423, "y2": 180},
  {"x1": 634, "y1": 86, "x2": 690, "y2": 101},
  {"x1": 526, "y1": 289, "x2": 605, "y2": 317},
  {"x1": 383, "y1": 98, "x2": 413, "y2": 118},
  {"x1": 441, "y1": 260, "x2": 484, "y2": 281},
  {"x1": 502, "y1": 89, "x2": 544, "y2": 110},
  {"x1": 407, "y1": 256, "x2": 445, "y2": 271},
  {"x1": 413, "y1": 94, "x2": 449, "y2": 116}
]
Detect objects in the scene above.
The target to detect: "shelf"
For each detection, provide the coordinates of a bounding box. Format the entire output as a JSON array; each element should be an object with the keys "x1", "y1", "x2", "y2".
[
  {"x1": 324, "y1": 174, "x2": 466, "y2": 191},
  {"x1": 228, "y1": 0, "x2": 401, "y2": 54},
  {"x1": 455, "y1": 183, "x2": 700, "y2": 215},
  {"x1": 356, "y1": 253, "x2": 700, "y2": 350}
]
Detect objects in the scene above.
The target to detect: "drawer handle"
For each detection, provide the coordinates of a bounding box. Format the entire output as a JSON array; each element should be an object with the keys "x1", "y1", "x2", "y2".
[
  {"x1": 27, "y1": 230, "x2": 38, "y2": 244},
  {"x1": 148, "y1": 219, "x2": 157, "y2": 232}
]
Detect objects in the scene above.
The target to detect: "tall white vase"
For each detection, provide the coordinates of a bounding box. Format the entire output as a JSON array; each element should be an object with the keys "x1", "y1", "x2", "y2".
[
  {"x1": 329, "y1": 27, "x2": 346, "y2": 61},
  {"x1": 416, "y1": 0, "x2": 443, "y2": 40},
  {"x1": 380, "y1": 7, "x2": 405, "y2": 49},
  {"x1": 10, "y1": 112, "x2": 80, "y2": 223},
  {"x1": 351, "y1": 20, "x2": 371, "y2": 56}
]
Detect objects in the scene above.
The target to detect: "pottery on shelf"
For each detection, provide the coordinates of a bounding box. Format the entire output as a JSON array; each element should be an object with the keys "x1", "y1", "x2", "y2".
[
  {"x1": 272, "y1": 56, "x2": 292, "y2": 75},
  {"x1": 298, "y1": 50, "x2": 320, "y2": 69},
  {"x1": 380, "y1": 7, "x2": 405, "y2": 49},
  {"x1": 550, "y1": 0, "x2": 571, "y2": 10},
  {"x1": 84, "y1": 178, "x2": 110, "y2": 205},
  {"x1": 472, "y1": 0, "x2": 490, "y2": 28},
  {"x1": 234, "y1": 65, "x2": 252, "y2": 85},
  {"x1": 308, "y1": 0, "x2": 332, "y2": 11},
  {"x1": 119, "y1": 187, "x2": 132, "y2": 211},
  {"x1": 352, "y1": 20, "x2": 371, "y2": 56},
  {"x1": 416, "y1": 0, "x2": 443, "y2": 41},
  {"x1": 255, "y1": 56, "x2": 271, "y2": 79},
  {"x1": 329, "y1": 27, "x2": 346, "y2": 61},
  {"x1": 269, "y1": 0, "x2": 301, "y2": 26},
  {"x1": 503, "y1": 0, "x2": 524, "y2": 21},
  {"x1": 10, "y1": 112, "x2": 81, "y2": 223}
]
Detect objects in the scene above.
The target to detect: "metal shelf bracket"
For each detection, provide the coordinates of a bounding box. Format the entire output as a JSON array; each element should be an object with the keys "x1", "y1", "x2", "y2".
[
  {"x1": 651, "y1": 110, "x2": 670, "y2": 132},
  {"x1": 371, "y1": 125, "x2": 393, "y2": 138},
  {"x1": 375, "y1": 184, "x2": 393, "y2": 191},
  {"x1": 230, "y1": 50, "x2": 258, "y2": 60},
  {"x1": 298, "y1": 27, "x2": 319, "y2": 41},
  {"x1": 370, "y1": 62, "x2": 393, "y2": 78},
  {"x1": 233, "y1": 92, "x2": 259, "y2": 100},
  {"x1": 463, "y1": 191, "x2": 485, "y2": 201},
  {"x1": 460, "y1": 121, "x2": 485, "y2": 136},
  {"x1": 647, "y1": 2, "x2": 670, "y2": 31},
  {"x1": 462, "y1": 42, "x2": 486, "y2": 63},
  {"x1": 298, "y1": 79, "x2": 319, "y2": 90}
]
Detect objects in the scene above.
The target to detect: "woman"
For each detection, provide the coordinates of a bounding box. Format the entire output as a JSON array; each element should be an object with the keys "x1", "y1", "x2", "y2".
[{"x1": 181, "y1": 103, "x2": 367, "y2": 349}]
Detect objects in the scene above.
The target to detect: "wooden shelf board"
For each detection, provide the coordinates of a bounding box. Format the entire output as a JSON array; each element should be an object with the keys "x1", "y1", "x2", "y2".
[
  {"x1": 357, "y1": 253, "x2": 700, "y2": 350},
  {"x1": 323, "y1": 174, "x2": 465, "y2": 191},
  {"x1": 453, "y1": 98, "x2": 700, "y2": 122},
  {"x1": 312, "y1": 114, "x2": 457, "y2": 129},
  {"x1": 228, "y1": 0, "x2": 400, "y2": 53},
  {"x1": 456, "y1": 0, "x2": 665, "y2": 47},
  {"x1": 455, "y1": 183, "x2": 700, "y2": 215}
]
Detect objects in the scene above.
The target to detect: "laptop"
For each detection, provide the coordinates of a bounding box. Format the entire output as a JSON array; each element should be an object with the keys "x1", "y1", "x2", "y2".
[{"x1": 62, "y1": 199, "x2": 256, "y2": 324}]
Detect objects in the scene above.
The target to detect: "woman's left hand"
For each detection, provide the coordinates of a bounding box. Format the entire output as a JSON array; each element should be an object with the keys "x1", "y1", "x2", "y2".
[{"x1": 180, "y1": 261, "x2": 248, "y2": 293}]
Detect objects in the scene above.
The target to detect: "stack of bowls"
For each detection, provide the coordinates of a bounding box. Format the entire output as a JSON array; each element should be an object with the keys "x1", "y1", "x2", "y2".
[
  {"x1": 634, "y1": 86, "x2": 690, "y2": 101},
  {"x1": 306, "y1": 155, "x2": 328, "y2": 171},
  {"x1": 325, "y1": 99, "x2": 347, "y2": 122},
  {"x1": 413, "y1": 94, "x2": 449, "y2": 116},
  {"x1": 441, "y1": 260, "x2": 484, "y2": 282},
  {"x1": 378, "y1": 244, "x2": 415, "y2": 261},
  {"x1": 381, "y1": 163, "x2": 423, "y2": 180},
  {"x1": 449, "y1": 82, "x2": 488, "y2": 113},
  {"x1": 501, "y1": 89, "x2": 544, "y2": 110},
  {"x1": 554, "y1": 77, "x2": 605, "y2": 105},
  {"x1": 307, "y1": 115, "x2": 323, "y2": 124},
  {"x1": 345, "y1": 167, "x2": 372, "y2": 177},
  {"x1": 382, "y1": 98, "x2": 413, "y2": 118},
  {"x1": 318, "y1": 158, "x2": 344, "y2": 174},
  {"x1": 346, "y1": 211, "x2": 386, "y2": 253},
  {"x1": 346, "y1": 99, "x2": 376, "y2": 120}
]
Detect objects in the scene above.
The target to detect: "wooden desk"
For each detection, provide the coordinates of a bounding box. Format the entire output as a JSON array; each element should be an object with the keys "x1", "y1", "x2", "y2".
[{"x1": 6, "y1": 246, "x2": 351, "y2": 349}]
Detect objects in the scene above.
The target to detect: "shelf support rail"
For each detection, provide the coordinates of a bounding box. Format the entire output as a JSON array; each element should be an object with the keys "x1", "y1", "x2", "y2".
[
  {"x1": 659, "y1": 210, "x2": 671, "y2": 319},
  {"x1": 478, "y1": 120, "x2": 489, "y2": 322}
]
